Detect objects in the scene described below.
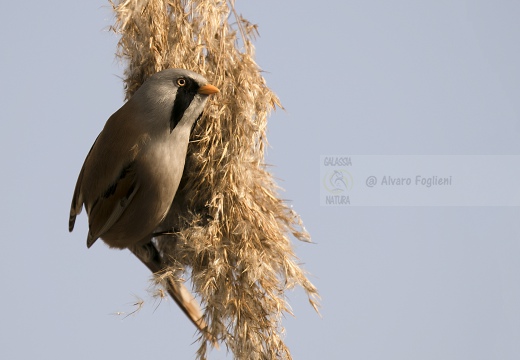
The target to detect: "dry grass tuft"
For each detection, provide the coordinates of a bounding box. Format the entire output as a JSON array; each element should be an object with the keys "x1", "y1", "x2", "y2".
[{"x1": 109, "y1": 0, "x2": 319, "y2": 358}]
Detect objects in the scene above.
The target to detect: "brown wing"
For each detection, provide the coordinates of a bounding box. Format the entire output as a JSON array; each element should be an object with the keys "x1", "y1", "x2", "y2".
[
  {"x1": 69, "y1": 101, "x2": 147, "y2": 247},
  {"x1": 85, "y1": 162, "x2": 139, "y2": 248}
]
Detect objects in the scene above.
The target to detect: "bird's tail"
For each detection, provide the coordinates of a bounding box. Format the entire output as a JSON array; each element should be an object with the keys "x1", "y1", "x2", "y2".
[{"x1": 130, "y1": 242, "x2": 218, "y2": 347}]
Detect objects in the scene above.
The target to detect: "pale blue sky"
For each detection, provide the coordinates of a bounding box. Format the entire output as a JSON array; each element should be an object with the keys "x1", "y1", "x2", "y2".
[{"x1": 1, "y1": 1, "x2": 520, "y2": 359}]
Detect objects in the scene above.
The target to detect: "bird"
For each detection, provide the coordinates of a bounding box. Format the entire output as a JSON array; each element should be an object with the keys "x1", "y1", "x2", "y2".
[{"x1": 69, "y1": 68, "x2": 219, "y2": 343}]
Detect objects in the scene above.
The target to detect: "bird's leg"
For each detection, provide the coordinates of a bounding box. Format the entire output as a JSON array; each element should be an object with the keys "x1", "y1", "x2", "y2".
[
  {"x1": 130, "y1": 241, "x2": 163, "y2": 273},
  {"x1": 130, "y1": 242, "x2": 218, "y2": 347}
]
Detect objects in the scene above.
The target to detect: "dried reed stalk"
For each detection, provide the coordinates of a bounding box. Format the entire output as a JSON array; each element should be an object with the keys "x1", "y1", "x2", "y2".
[{"x1": 109, "y1": 1, "x2": 319, "y2": 358}]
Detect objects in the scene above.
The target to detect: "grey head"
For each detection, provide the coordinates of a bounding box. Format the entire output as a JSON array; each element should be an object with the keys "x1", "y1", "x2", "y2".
[{"x1": 131, "y1": 68, "x2": 219, "y2": 133}]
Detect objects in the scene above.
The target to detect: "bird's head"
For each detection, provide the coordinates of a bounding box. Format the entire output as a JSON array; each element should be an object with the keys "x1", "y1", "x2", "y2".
[{"x1": 133, "y1": 68, "x2": 219, "y2": 133}]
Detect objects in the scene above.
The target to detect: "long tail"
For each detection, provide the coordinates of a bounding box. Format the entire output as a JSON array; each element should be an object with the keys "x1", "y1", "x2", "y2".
[{"x1": 130, "y1": 242, "x2": 218, "y2": 347}]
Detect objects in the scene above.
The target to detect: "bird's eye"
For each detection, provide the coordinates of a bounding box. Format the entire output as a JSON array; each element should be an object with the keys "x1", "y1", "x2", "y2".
[{"x1": 177, "y1": 78, "x2": 186, "y2": 86}]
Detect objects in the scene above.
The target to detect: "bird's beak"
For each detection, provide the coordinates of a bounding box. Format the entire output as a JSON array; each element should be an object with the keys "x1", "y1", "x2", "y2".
[{"x1": 198, "y1": 84, "x2": 219, "y2": 95}]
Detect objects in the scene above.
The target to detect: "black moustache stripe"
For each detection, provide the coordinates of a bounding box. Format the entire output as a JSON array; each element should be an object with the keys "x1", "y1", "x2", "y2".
[{"x1": 170, "y1": 80, "x2": 198, "y2": 132}]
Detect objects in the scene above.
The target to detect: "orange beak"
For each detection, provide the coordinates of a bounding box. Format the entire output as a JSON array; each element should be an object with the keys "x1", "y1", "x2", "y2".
[{"x1": 198, "y1": 84, "x2": 220, "y2": 95}]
